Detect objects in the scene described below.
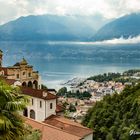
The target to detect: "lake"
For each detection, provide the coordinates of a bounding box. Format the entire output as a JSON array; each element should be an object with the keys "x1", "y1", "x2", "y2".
[{"x1": 0, "y1": 41, "x2": 140, "y2": 90}]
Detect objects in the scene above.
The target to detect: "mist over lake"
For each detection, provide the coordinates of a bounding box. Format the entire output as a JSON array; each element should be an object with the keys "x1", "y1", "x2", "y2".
[{"x1": 1, "y1": 41, "x2": 140, "y2": 89}]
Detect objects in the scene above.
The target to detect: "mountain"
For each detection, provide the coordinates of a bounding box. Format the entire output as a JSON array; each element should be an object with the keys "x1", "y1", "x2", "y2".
[
  {"x1": 0, "y1": 14, "x2": 103, "y2": 41},
  {"x1": 93, "y1": 13, "x2": 140, "y2": 41}
]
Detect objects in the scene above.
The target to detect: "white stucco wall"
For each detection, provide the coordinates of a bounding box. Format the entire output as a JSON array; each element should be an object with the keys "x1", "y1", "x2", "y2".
[
  {"x1": 45, "y1": 99, "x2": 56, "y2": 118},
  {"x1": 83, "y1": 134, "x2": 93, "y2": 140},
  {"x1": 26, "y1": 97, "x2": 56, "y2": 122}
]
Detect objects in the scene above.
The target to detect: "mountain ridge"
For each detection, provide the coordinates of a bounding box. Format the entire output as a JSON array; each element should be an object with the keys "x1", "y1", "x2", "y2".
[
  {"x1": 0, "y1": 14, "x2": 100, "y2": 41},
  {"x1": 92, "y1": 13, "x2": 140, "y2": 41}
]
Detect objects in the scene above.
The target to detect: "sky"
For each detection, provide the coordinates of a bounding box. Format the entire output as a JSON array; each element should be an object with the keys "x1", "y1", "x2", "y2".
[{"x1": 0, "y1": 0, "x2": 140, "y2": 25}]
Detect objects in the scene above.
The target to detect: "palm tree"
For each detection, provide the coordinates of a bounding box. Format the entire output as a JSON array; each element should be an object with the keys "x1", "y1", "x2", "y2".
[
  {"x1": 0, "y1": 79, "x2": 29, "y2": 140},
  {"x1": 21, "y1": 125, "x2": 41, "y2": 140}
]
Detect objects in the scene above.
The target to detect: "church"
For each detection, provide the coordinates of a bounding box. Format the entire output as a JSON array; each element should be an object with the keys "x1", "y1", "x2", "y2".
[
  {"x1": 0, "y1": 50, "x2": 57, "y2": 122},
  {"x1": 0, "y1": 50, "x2": 41, "y2": 89}
]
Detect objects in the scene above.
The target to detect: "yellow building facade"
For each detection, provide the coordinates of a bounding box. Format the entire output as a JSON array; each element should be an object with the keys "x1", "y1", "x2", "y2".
[{"x1": 0, "y1": 50, "x2": 41, "y2": 89}]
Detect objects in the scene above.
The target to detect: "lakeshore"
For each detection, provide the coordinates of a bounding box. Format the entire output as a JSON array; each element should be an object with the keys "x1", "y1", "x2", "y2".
[
  {"x1": 57, "y1": 70, "x2": 140, "y2": 122},
  {"x1": 1, "y1": 42, "x2": 140, "y2": 89}
]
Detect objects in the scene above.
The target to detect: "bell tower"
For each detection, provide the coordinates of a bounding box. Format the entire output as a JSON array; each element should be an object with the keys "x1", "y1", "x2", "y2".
[{"x1": 0, "y1": 50, "x2": 3, "y2": 67}]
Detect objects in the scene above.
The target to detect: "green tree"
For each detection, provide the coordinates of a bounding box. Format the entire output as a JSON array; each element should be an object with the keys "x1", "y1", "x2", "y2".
[
  {"x1": 106, "y1": 133, "x2": 114, "y2": 140},
  {"x1": 82, "y1": 84, "x2": 140, "y2": 139},
  {"x1": 57, "y1": 87, "x2": 67, "y2": 96},
  {"x1": 21, "y1": 125, "x2": 41, "y2": 140},
  {"x1": 41, "y1": 84, "x2": 48, "y2": 90},
  {"x1": 83, "y1": 91, "x2": 92, "y2": 98},
  {"x1": 69, "y1": 103, "x2": 76, "y2": 112},
  {"x1": 0, "y1": 80, "x2": 29, "y2": 140}
]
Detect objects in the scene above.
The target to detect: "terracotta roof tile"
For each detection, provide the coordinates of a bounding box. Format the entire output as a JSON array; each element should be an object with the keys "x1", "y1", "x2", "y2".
[
  {"x1": 25, "y1": 117, "x2": 82, "y2": 140},
  {"x1": 21, "y1": 87, "x2": 57, "y2": 100},
  {"x1": 47, "y1": 89, "x2": 57, "y2": 92},
  {"x1": 5, "y1": 79, "x2": 17, "y2": 85},
  {"x1": 0, "y1": 77, "x2": 17, "y2": 85},
  {"x1": 44, "y1": 115, "x2": 93, "y2": 138},
  {"x1": 56, "y1": 104, "x2": 65, "y2": 113}
]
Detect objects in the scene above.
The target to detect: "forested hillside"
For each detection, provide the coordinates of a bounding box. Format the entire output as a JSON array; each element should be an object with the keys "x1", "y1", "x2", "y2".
[{"x1": 82, "y1": 84, "x2": 140, "y2": 140}]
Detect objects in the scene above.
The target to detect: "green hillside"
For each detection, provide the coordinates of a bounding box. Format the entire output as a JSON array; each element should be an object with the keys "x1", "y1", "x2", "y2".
[{"x1": 82, "y1": 84, "x2": 140, "y2": 140}]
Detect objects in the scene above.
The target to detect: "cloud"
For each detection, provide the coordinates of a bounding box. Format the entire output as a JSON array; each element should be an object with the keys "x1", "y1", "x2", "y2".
[
  {"x1": 45, "y1": 35, "x2": 140, "y2": 45},
  {"x1": 91, "y1": 35, "x2": 140, "y2": 45},
  {"x1": 0, "y1": 0, "x2": 140, "y2": 24},
  {"x1": 0, "y1": 1, "x2": 17, "y2": 24}
]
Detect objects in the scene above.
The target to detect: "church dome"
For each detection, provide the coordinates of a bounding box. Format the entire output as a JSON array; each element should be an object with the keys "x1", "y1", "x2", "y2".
[{"x1": 20, "y1": 58, "x2": 28, "y2": 65}]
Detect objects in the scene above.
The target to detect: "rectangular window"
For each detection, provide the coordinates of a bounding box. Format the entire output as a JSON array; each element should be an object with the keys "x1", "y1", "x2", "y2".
[
  {"x1": 23, "y1": 72, "x2": 26, "y2": 75},
  {"x1": 32, "y1": 99, "x2": 34, "y2": 105},
  {"x1": 40, "y1": 101, "x2": 42, "y2": 108},
  {"x1": 50, "y1": 103, "x2": 53, "y2": 109},
  {"x1": 17, "y1": 74, "x2": 19, "y2": 79}
]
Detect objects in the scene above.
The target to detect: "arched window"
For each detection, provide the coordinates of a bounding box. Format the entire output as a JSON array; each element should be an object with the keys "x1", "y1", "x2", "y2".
[
  {"x1": 33, "y1": 80, "x2": 38, "y2": 89},
  {"x1": 22, "y1": 82, "x2": 26, "y2": 87},
  {"x1": 28, "y1": 81, "x2": 33, "y2": 88},
  {"x1": 23, "y1": 72, "x2": 26, "y2": 75},
  {"x1": 30, "y1": 110, "x2": 35, "y2": 119}
]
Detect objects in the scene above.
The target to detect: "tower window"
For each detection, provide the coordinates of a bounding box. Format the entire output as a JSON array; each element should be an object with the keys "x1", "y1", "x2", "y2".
[
  {"x1": 28, "y1": 73, "x2": 31, "y2": 77},
  {"x1": 23, "y1": 72, "x2": 26, "y2": 75}
]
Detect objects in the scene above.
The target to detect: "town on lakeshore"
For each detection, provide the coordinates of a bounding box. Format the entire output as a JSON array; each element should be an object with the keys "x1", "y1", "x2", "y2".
[
  {"x1": 1, "y1": 0, "x2": 140, "y2": 139},
  {"x1": 0, "y1": 49, "x2": 140, "y2": 140}
]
